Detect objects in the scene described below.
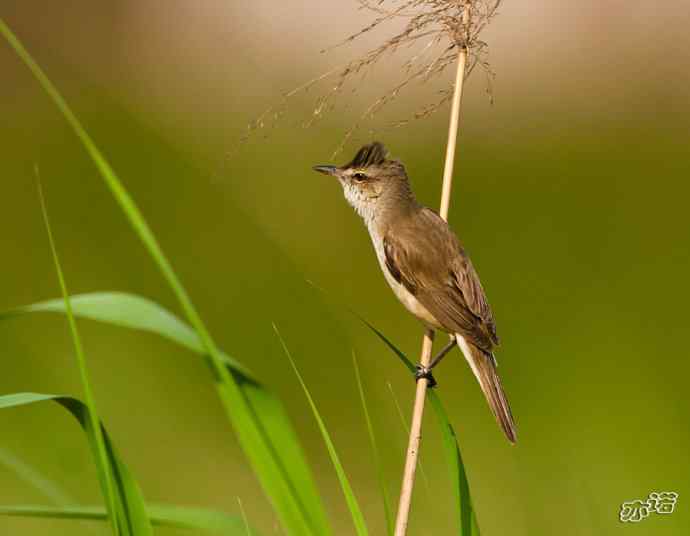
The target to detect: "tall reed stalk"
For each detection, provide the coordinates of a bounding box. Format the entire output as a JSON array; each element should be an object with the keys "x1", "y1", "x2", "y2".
[
  {"x1": 270, "y1": 1, "x2": 499, "y2": 531},
  {"x1": 393, "y1": 29, "x2": 469, "y2": 534}
]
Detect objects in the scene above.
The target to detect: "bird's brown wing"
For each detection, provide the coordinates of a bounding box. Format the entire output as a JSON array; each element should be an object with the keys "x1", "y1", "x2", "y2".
[{"x1": 383, "y1": 207, "x2": 498, "y2": 353}]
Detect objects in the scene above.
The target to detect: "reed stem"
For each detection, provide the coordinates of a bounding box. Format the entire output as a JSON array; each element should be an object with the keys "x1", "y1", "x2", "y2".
[{"x1": 393, "y1": 31, "x2": 469, "y2": 536}]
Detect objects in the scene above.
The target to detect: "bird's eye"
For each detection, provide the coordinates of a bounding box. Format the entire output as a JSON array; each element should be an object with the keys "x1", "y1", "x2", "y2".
[{"x1": 353, "y1": 172, "x2": 367, "y2": 181}]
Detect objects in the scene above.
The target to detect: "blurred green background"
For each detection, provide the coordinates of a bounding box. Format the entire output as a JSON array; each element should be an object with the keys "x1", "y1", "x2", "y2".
[{"x1": 1, "y1": 1, "x2": 688, "y2": 535}]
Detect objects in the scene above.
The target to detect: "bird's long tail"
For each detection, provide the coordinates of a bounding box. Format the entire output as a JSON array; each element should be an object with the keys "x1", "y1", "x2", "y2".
[{"x1": 457, "y1": 336, "x2": 517, "y2": 443}]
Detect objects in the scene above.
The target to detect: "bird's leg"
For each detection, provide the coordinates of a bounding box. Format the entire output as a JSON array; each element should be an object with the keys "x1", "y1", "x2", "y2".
[
  {"x1": 428, "y1": 335, "x2": 457, "y2": 370},
  {"x1": 415, "y1": 335, "x2": 457, "y2": 388}
]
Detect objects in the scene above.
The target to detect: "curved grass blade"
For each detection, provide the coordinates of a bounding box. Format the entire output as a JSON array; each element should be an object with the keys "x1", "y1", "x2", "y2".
[
  {"x1": 0, "y1": 447, "x2": 74, "y2": 505},
  {"x1": 0, "y1": 504, "x2": 262, "y2": 535},
  {"x1": 0, "y1": 393, "x2": 151, "y2": 536},
  {"x1": 148, "y1": 504, "x2": 262, "y2": 534},
  {"x1": 275, "y1": 326, "x2": 369, "y2": 536},
  {"x1": 427, "y1": 391, "x2": 477, "y2": 536},
  {"x1": 363, "y1": 327, "x2": 479, "y2": 536},
  {"x1": 0, "y1": 20, "x2": 329, "y2": 535},
  {"x1": 4, "y1": 292, "x2": 252, "y2": 378},
  {"x1": 0, "y1": 443, "x2": 259, "y2": 534},
  {"x1": 0, "y1": 445, "x2": 115, "y2": 533},
  {"x1": 37, "y1": 183, "x2": 145, "y2": 536},
  {"x1": 352, "y1": 352, "x2": 393, "y2": 536},
  {"x1": 0, "y1": 292, "x2": 324, "y2": 534},
  {"x1": 306, "y1": 282, "x2": 479, "y2": 535},
  {"x1": 237, "y1": 498, "x2": 252, "y2": 536}
]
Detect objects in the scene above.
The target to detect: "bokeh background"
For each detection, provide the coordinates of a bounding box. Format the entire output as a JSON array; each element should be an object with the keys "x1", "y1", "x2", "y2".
[{"x1": 1, "y1": 1, "x2": 689, "y2": 535}]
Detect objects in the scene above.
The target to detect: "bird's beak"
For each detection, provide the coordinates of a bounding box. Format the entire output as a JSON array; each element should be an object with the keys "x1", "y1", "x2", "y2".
[{"x1": 313, "y1": 165, "x2": 338, "y2": 176}]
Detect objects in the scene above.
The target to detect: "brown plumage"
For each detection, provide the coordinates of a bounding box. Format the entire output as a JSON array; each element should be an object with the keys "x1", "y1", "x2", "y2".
[
  {"x1": 382, "y1": 207, "x2": 516, "y2": 443},
  {"x1": 382, "y1": 207, "x2": 498, "y2": 353},
  {"x1": 314, "y1": 142, "x2": 516, "y2": 443}
]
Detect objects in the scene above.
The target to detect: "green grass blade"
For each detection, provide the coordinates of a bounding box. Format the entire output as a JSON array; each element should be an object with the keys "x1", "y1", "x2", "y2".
[
  {"x1": 471, "y1": 509, "x2": 480, "y2": 536},
  {"x1": 0, "y1": 393, "x2": 152, "y2": 536},
  {"x1": 427, "y1": 391, "x2": 477, "y2": 536},
  {"x1": 275, "y1": 326, "x2": 369, "y2": 536},
  {"x1": 0, "y1": 291, "x2": 326, "y2": 534},
  {"x1": 5, "y1": 292, "x2": 252, "y2": 378},
  {"x1": 0, "y1": 448, "x2": 74, "y2": 505},
  {"x1": 308, "y1": 279, "x2": 478, "y2": 536},
  {"x1": 0, "y1": 504, "x2": 263, "y2": 535},
  {"x1": 148, "y1": 503, "x2": 262, "y2": 534},
  {"x1": 0, "y1": 20, "x2": 329, "y2": 535},
  {"x1": 0, "y1": 434, "x2": 262, "y2": 534},
  {"x1": 364, "y1": 328, "x2": 478, "y2": 536},
  {"x1": 352, "y1": 352, "x2": 393, "y2": 536},
  {"x1": 37, "y1": 183, "x2": 134, "y2": 535},
  {"x1": 237, "y1": 498, "x2": 252, "y2": 536}
]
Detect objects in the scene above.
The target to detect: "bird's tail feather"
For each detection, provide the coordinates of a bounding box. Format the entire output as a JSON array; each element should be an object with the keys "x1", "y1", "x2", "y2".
[{"x1": 458, "y1": 336, "x2": 517, "y2": 443}]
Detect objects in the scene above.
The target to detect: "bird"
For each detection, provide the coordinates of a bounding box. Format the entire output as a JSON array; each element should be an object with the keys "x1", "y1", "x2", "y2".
[{"x1": 313, "y1": 141, "x2": 516, "y2": 443}]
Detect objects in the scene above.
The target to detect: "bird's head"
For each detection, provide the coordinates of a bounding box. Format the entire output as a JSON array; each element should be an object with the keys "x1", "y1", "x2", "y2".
[{"x1": 313, "y1": 142, "x2": 413, "y2": 223}]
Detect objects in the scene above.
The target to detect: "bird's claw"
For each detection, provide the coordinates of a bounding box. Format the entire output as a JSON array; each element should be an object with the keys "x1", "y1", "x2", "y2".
[{"x1": 415, "y1": 365, "x2": 437, "y2": 388}]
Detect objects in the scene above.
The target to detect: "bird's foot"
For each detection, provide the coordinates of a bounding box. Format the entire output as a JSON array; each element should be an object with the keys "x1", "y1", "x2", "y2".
[{"x1": 415, "y1": 365, "x2": 437, "y2": 388}]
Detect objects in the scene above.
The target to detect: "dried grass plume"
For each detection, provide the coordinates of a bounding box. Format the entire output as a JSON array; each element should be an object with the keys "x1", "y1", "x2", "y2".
[{"x1": 245, "y1": 0, "x2": 503, "y2": 156}]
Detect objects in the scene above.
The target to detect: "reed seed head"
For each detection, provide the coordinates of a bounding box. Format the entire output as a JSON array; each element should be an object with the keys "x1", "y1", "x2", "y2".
[{"x1": 244, "y1": 1, "x2": 502, "y2": 156}]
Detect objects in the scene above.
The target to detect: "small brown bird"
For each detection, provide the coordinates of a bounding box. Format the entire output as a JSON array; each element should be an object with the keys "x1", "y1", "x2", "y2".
[{"x1": 314, "y1": 142, "x2": 516, "y2": 442}]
